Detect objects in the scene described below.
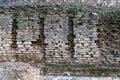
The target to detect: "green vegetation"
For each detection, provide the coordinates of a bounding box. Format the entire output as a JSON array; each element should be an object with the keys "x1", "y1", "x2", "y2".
[
  {"x1": 30, "y1": 62, "x2": 120, "y2": 76},
  {"x1": 101, "y1": 9, "x2": 120, "y2": 21},
  {"x1": 0, "y1": 3, "x2": 120, "y2": 21},
  {"x1": 32, "y1": 62, "x2": 120, "y2": 71}
]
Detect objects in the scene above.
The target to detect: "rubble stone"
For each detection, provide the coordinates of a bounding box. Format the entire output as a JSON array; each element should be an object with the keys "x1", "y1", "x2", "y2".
[{"x1": 0, "y1": 62, "x2": 39, "y2": 80}]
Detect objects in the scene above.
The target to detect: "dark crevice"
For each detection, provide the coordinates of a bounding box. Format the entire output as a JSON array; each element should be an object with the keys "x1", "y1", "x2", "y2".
[
  {"x1": 38, "y1": 18, "x2": 46, "y2": 60},
  {"x1": 11, "y1": 18, "x2": 18, "y2": 61},
  {"x1": 11, "y1": 18, "x2": 18, "y2": 48},
  {"x1": 68, "y1": 17, "x2": 75, "y2": 63}
]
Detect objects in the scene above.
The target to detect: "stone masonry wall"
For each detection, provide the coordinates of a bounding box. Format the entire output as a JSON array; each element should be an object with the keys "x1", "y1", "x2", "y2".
[
  {"x1": 73, "y1": 13, "x2": 100, "y2": 64},
  {"x1": 0, "y1": 13, "x2": 16, "y2": 62},
  {"x1": 14, "y1": 10, "x2": 100, "y2": 64},
  {"x1": 16, "y1": 14, "x2": 42, "y2": 62},
  {"x1": 0, "y1": 6, "x2": 119, "y2": 65},
  {"x1": 97, "y1": 20, "x2": 120, "y2": 65},
  {"x1": 44, "y1": 12, "x2": 69, "y2": 63},
  {"x1": 0, "y1": 11, "x2": 103, "y2": 65}
]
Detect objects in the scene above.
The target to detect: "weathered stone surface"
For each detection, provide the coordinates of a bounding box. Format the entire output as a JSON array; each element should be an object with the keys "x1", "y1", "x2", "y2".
[
  {"x1": 39, "y1": 76, "x2": 120, "y2": 80},
  {"x1": 44, "y1": 13, "x2": 69, "y2": 63},
  {"x1": 0, "y1": 14, "x2": 16, "y2": 62},
  {"x1": 97, "y1": 17, "x2": 120, "y2": 65},
  {"x1": 73, "y1": 13, "x2": 100, "y2": 64},
  {"x1": 0, "y1": 62, "x2": 39, "y2": 80},
  {"x1": 0, "y1": 6, "x2": 119, "y2": 65}
]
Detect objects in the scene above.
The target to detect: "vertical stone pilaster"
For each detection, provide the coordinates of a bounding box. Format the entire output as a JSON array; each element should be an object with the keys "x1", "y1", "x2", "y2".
[
  {"x1": 73, "y1": 12, "x2": 100, "y2": 64},
  {"x1": 16, "y1": 14, "x2": 42, "y2": 62},
  {"x1": 0, "y1": 13, "x2": 15, "y2": 62},
  {"x1": 44, "y1": 13, "x2": 69, "y2": 63}
]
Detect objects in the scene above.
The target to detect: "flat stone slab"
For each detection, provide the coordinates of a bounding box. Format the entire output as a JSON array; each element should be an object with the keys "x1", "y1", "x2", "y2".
[{"x1": 39, "y1": 76, "x2": 120, "y2": 80}]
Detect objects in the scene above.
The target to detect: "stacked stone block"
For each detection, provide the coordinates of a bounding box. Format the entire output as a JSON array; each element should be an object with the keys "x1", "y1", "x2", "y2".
[
  {"x1": 73, "y1": 13, "x2": 100, "y2": 64},
  {"x1": 16, "y1": 15, "x2": 42, "y2": 62},
  {"x1": 44, "y1": 13, "x2": 69, "y2": 63},
  {"x1": 0, "y1": 14, "x2": 15, "y2": 62}
]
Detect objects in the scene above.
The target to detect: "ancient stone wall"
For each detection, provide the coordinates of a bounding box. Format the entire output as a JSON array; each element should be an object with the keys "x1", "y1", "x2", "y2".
[
  {"x1": 97, "y1": 20, "x2": 120, "y2": 65},
  {"x1": 73, "y1": 13, "x2": 100, "y2": 64},
  {"x1": 0, "y1": 11, "x2": 100, "y2": 64},
  {"x1": 0, "y1": 13, "x2": 16, "y2": 62},
  {"x1": 0, "y1": 6, "x2": 119, "y2": 65},
  {"x1": 44, "y1": 12, "x2": 69, "y2": 63},
  {"x1": 16, "y1": 14, "x2": 42, "y2": 62}
]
